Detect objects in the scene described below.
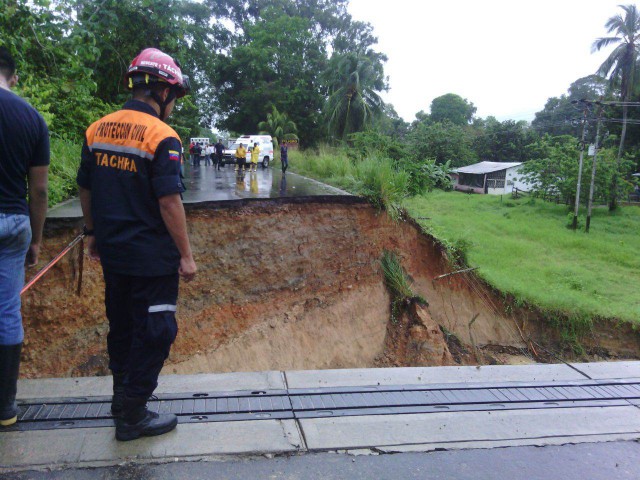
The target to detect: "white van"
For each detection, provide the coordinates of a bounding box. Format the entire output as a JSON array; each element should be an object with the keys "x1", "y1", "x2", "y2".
[{"x1": 223, "y1": 135, "x2": 274, "y2": 168}]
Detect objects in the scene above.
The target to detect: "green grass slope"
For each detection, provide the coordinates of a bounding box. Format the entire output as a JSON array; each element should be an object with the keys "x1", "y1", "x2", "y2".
[{"x1": 404, "y1": 191, "x2": 640, "y2": 323}]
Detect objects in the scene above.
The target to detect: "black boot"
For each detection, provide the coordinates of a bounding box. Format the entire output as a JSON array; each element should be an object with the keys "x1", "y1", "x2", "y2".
[
  {"x1": 115, "y1": 396, "x2": 177, "y2": 441},
  {"x1": 111, "y1": 372, "x2": 126, "y2": 417},
  {"x1": 0, "y1": 343, "x2": 22, "y2": 427}
]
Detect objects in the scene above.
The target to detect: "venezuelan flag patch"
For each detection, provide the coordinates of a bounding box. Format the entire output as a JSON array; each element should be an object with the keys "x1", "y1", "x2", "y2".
[{"x1": 168, "y1": 150, "x2": 180, "y2": 162}]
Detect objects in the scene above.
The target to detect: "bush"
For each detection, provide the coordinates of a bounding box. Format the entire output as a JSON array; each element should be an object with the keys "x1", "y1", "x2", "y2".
[
  {"x1": 291, "y1": 147, "x2": 409, "y2": 215},
  {"x1": 347, "y1": 131, "x2": 408, "y2": 161},
  {"x1": 396, "y1": 158, "x2": 454, "y2": 195},
  {"x1": 380, "y1": 250, "x2": 414, "y2": 300},
  {"x1": 354, "y1": 157, "x2": 409, "y2": 212},
  {"x1": 48, "y1": 137, "x2": 81, "y2": 206}
]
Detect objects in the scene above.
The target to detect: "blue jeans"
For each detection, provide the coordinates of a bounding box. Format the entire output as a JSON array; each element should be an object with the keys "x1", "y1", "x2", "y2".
[{"x1": 0, "y1": 213, "x2": 31, "y2": 345}]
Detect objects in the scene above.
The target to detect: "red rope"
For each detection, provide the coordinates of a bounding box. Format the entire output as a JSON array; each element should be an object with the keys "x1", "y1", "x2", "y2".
[{"x1": 20, "y1": 233, "x2": 85, "y2": 296}]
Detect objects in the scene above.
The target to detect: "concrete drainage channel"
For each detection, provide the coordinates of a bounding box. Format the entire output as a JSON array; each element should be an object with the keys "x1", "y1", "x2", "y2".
[{"x1": 8, "y1": 379, "x2": 640, "y2": 432}]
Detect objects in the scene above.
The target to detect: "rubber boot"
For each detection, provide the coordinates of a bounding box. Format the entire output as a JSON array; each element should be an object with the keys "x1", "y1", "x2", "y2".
[
  {"x1": 115, "y1": 396, "x2": 177, "y2": 441},
  {"x1": 0, "y1": 343, "x2": 22, "y2": 427},
  {"x1": 111, "y1": 372, "x2": 126, "y2": 417}
]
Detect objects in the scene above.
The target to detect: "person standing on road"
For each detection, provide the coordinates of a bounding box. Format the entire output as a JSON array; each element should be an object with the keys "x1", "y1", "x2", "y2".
[
  {"x1": 235, "y1": 143, "x2": 247, "y2": 173},
  {"x1": 193, "y1": 142, "x2": 201, "y2": 166},
  {"x1": 199, "y1": 142, "x2": 206, "y2": 166},
  {"x1": 214, "y1": 139, "x2": 224, "y2": 170},
  {"x1": 0, "y1": 47, "x2": 49, "y2": 428},
  {"x1": 188, "y1": 141, "x2": 195, "y2": 166},
  {"x1": 205, "y1": 143, "x2": 213, "y2": 166},
  {"x1": 280, "y1": 142, "x2": 289, "y2": 174},
  {"x1": 250, "y1": 142, "x2": 260, "y2": 172},
  {"x1": 77, "y1": 48, "x2": 197, "y2": 442}
]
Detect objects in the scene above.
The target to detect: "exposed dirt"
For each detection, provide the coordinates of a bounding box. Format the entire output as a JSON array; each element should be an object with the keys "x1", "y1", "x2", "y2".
[{"x1": 19, "y1": 197, "x2": 640, "y2": 378}]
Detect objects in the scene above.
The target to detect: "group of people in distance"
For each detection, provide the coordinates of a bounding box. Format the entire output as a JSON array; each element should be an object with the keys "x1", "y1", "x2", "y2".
[
  {"x1": 233, "y1": 142, "x2": 261, "y2": 173},
  {"x1": 234, "y1": 141, "x2": 289, "y2": 175},
  {"x1": 188, "y1": 139, "x2": 224, "y2": 169}
]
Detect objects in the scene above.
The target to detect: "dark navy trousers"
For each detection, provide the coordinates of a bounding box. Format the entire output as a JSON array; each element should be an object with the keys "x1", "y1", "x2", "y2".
[{"x1": 103, "y1": 270, "x2": 179, "y2": 398}]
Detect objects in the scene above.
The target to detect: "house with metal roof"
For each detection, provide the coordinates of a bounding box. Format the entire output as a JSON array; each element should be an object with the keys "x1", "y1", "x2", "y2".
[{"x1": 451, "y1": 161, "x2": 529, "y2": 195}]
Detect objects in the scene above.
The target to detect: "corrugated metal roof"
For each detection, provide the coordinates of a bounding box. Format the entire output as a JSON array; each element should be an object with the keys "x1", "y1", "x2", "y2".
[{"x1": 455, "y1": 161, "x2": 523, "y2": 174}]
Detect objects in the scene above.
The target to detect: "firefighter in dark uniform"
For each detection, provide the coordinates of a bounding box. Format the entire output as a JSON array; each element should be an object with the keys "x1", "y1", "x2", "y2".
[{"x1": 77, "y1": 48, "x2": 197, "y2": 441}]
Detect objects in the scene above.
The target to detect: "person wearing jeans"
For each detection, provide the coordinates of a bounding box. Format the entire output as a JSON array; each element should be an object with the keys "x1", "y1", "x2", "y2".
[{"x1": 0, "y1": 47, "x2": 49, "y2": 427}]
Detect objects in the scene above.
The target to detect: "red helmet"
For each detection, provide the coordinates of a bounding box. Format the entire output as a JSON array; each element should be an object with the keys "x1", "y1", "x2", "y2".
[{"x1": 125, "y1": 48, "x2": 190, "y2": 98}]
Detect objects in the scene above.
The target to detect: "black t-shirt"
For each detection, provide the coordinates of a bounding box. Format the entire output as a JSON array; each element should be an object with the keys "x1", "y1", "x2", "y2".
[
  {"x1": 77, "y1": 100, "x2": 185, "y2": 277},
  {"x1": 214, "y1": 142, "x2": 224, "y2": 155},
  {"x1": 0, "y1": 88, "x2": 50, "y2": 215}
]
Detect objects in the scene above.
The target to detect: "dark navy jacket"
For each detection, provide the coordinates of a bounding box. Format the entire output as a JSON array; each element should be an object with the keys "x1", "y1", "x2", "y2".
[{"x1": 77, "y1": 100, "x2": 185, "y2": 276}]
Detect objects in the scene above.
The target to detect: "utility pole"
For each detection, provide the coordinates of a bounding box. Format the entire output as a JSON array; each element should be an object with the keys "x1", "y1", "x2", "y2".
[
  {"x1": 571, "y1": 100, "x2": 590, "y2": 230},
  {"x1": 586, "y1": 102, "x2": 604, "y2": 233}
]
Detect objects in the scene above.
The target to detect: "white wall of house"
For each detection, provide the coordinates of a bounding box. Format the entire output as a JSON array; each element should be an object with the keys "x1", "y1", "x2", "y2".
[
  {"x1": 486, "y1": 166, "x2": 530, "y2": 195},
  {"x1": 506, "y1": 165, "x2": 530, "y2": 192}
]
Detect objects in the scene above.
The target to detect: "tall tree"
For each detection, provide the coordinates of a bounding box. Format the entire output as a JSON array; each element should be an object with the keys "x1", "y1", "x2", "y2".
[
  {"x1": 407, "y1": 120, "x2": 477, "y2": 167},
  {"x1": 430, "y1": 93, "x2": 476, "y2": 126},
  {"x1": 592, "y1": 4, "x2": 640, "y2": 210},
  {"x1": 532, "y1": 75, "x2": 610, "y2": 137},
  {"x1": 473, "y1": 117, "x2": 537, "y2": 163},
  {"x1": 373, "y1": 104, "x2": 410, "y2": 140},
  {"x1": 214, "y1": 11, "x2": 326, "y2": 146},
  {"x1": 258, "y1": 105, "x2": 298, "y2": 148},
  {"x1": 324, "y1": 52, "x2": 387, "y2": 141}
]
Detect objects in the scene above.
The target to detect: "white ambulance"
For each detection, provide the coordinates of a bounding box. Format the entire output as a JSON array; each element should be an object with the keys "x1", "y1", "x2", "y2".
[{"x1": 223, "y1": 135, "x2": 274, "y2": 168}]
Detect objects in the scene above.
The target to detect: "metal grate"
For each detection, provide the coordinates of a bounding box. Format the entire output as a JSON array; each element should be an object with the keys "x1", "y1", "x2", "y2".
[{"x1": 6, "y1": 380, "x2": 640, "y2": 432}]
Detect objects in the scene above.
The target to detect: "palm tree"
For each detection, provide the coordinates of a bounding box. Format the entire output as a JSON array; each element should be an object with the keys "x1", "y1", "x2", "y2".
[
  {"x1": 592, "y1": 4, "x2": 640, "y2": 210},
  {"x1": 258, "y1": 106, "x2": 298, "y2": 150},
  {"x1": 324, "y1": 52, "x2": 385, "y2": 141}
]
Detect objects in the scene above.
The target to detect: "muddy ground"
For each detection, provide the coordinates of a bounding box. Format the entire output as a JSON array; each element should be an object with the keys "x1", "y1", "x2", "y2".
[{"x1": 19, "y1": 197, "x2": 640, "y2": 378}]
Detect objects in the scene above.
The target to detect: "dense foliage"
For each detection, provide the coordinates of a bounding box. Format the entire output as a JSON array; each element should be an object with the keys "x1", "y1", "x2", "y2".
[{"x1": 1, "y1": 0, "x2": 387, "y2": 144}]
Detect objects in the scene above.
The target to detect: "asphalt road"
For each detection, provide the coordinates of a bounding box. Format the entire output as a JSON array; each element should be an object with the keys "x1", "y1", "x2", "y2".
[
  {"x1": 7, "y1": 441, "x2": 640, "y2": 480},
  {"x1": 181, "y1": 162, "x2": 348, "y2": 202},
  {"x1": 47, "y1": 164, "x2": 349, "y2": 219}
]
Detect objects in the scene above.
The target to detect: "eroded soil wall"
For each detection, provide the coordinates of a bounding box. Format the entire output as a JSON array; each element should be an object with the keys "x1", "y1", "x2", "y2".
[{"x1": 20, "y1": 198, "x2": 640, "y2": 378}]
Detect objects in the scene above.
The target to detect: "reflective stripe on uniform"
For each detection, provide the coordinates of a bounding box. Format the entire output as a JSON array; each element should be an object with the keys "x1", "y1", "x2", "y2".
[
  {"x1": 148, "y1": 304, "x2": 177, "y2": 313},
  {"x1": 88, "y1": 142, "x2": 154, "y2": 160}
]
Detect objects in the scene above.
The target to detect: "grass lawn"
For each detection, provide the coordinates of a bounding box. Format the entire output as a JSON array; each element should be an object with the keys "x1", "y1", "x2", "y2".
[{"x1": 404, "y1": 191, "x2": 640, "y2": 324}]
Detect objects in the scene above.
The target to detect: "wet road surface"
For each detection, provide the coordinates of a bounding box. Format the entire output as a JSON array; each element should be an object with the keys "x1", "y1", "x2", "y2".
[
  {"x1": 47, "y1": 164, "x2": 349, "y2": 218},
  {"x1": 182, "y1": 163, "x2": 348, "y2": 202}
]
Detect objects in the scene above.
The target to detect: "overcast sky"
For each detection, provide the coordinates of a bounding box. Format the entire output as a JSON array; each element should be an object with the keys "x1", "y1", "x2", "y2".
[{"x1": 347, "y1": 0, "x2": 631, "y2": 123}]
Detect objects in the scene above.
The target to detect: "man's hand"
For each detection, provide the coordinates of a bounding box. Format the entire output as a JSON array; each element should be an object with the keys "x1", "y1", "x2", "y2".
[
  {"x1": 25, "y1": 243, "x2": 40, "y2": 267},
  {"x1": 86, "y1": 236, "x2": 100, "y2": 261},
  {"x1": 158, "y1": 193, "x2": 196, "y2": 282},
  {"x1": 179, "y1": 256, "x2": 197, "y2": 282}
]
